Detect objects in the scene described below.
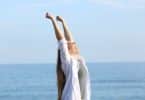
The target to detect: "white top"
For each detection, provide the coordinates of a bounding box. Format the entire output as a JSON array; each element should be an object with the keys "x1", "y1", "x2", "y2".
[{"x1": 58, "y1": 39, "x2": 91, "y2": 100}]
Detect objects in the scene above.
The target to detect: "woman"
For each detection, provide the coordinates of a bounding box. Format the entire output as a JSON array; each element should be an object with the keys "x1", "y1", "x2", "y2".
[{"x1": 45, "y1": 12, "x2": 91, "y2": 100}]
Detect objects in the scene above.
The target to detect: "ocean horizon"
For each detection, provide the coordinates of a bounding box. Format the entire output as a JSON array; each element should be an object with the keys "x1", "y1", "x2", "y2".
[{"x1": 0, "y1": 62, "x2": 145, "y2": 100}]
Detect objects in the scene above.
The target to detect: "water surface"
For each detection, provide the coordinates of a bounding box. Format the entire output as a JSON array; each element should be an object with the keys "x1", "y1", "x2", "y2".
[{"x1": 0, "y1": 63, "x2": 145, "y2": 100}]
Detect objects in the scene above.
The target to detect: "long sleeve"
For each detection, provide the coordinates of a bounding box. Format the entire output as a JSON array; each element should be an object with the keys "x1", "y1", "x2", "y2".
[
  {"x1": 58, "y1": 39, "x2": 71, "y2": 73},
  {"x1": 79, "y1": 57, "x2": 91, "y2": 100}
]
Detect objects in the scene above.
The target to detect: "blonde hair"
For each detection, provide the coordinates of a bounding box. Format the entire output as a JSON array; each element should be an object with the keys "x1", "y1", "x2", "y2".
[{"x1": 67, "y1": 42, "x2": 79, "y2": 55}]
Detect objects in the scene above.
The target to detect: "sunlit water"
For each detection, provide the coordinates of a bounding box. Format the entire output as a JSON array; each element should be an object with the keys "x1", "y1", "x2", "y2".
[{"x1": 0, "y1": 63, "x2": 145, "y2": 100}]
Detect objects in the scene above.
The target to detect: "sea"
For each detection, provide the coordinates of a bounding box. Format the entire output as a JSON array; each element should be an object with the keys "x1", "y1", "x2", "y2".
[{"x1": 0, "y1": 63, "x2": 145, "y2": 100}]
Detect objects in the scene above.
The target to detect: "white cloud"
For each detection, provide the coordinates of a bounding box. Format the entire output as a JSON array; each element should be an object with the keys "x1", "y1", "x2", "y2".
[{"x1": 89, "y1": 0, "x2": 145, "y2": 8}]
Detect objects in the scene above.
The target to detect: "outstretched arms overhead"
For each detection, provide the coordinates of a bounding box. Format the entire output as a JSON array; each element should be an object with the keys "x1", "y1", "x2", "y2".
[
  {"x1": 56, "y1": 16, "x2": 74, "y2": 42},
  {"x1": 45, "y1": 13, "x2": 64, "y2": 41},
  {"x1": 46, "y1": 12, "x2": 74, "y2": 42}
]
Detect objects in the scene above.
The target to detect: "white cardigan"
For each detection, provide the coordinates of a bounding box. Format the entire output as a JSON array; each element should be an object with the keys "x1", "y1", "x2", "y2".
[{"x1": 58, "y1": 39, "x2": 91, "y2": 100}]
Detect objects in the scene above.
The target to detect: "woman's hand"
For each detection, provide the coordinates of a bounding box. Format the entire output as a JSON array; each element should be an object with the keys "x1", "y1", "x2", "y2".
[
  {"x1": 45, "y1": 12, "x2": 54, "y2": 20},
  {"x1": 56, "y1": 16, "x2": 64, "y2": 22}
]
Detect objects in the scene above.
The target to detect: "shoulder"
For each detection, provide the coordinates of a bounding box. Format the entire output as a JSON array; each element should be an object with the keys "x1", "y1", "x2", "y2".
[{"x1": 58, "y1": 39, "x2": 67, "y2": 45}]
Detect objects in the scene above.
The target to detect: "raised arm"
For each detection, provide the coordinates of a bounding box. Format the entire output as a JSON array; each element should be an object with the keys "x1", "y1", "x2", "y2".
[
  {"x1": 45, "y1": 12, "x2": 71, "y2": 64},
  {"x1": 45, "y1": 13, "x2": 64, "y2": 41},
  {"x1": 56, "y1": 16, "x2": 74, "y2": 42}
]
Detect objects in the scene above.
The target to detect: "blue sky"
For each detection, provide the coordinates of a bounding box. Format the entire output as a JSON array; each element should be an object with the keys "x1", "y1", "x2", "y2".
[{"x1": 0, "y1": 0, "x2": 145, "y2": 64}]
